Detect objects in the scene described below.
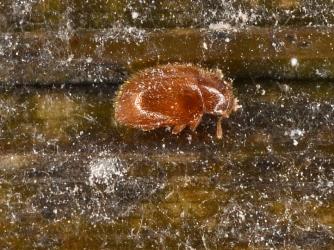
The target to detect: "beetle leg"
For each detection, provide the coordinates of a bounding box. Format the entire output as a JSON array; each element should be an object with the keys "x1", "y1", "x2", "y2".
[
  {"x1": 189, "y1": 114, "x2": 203, "y2": 131},
  {"x1": 216, "y1": 116, "x2": 223, "y2": 139},
  {"x1": 172, "y1": 124, "x2": 187, "y2": 134}
]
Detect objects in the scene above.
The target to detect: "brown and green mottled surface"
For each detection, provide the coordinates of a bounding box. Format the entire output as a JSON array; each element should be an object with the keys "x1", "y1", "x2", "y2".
[
  {"x1": 1, "y1": 0, "x2": 334, "y2": 31},
  {"x1": 1, "y1": 1, "x2": 334, "y2": 84},
  {"x1": 1, "y1": 27, "x2": 334, "y2": 85},
  {"x1": 0, "y1": 80, "x2": 333, "y2": 249},
  {"x1": 0, "y1": 0, "x2": 334, "y2": 249}
]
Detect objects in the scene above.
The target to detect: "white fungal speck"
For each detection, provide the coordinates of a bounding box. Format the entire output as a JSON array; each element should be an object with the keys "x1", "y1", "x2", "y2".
[
  {"x1": 238, "y1": 211, "x2": 246, "y2": 221},
  {"x1": 288, "y1": 129, "x2": 305, "y2": 139},
  {"x1": 88, "y1": 156, "x2": 126, "y2": 190},
  {"x1": 285, "y1": 129, "x2": 305, "y2": 146},
  {"x1": 67, "y1": 54, "x2": 74, "y2": 62},
  {"x1": 290, "y1": 57, "x2": 299, "y2": 67},
  {"x1": 203, "y1": 42, "x2": 208, "y2": 50},
  {"x1": 131, "y1": 11, "x2": 139, "y2": 19},
  {"x1": 187, "y1": 134, "x2": 192, "y2": 144},
  {"x1": 86, "y1": 57, "x2": 93, "y2": 63}
]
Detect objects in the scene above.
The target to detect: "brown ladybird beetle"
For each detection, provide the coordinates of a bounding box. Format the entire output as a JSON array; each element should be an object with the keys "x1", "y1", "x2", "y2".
[{"x1": 114, "y1": 64, "x2": 241, "y2": 139}]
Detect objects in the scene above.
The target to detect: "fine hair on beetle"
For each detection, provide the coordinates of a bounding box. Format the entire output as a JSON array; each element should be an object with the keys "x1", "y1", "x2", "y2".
[{"x1": 114, "y1": 63, "x2": 241, "y2": 139}]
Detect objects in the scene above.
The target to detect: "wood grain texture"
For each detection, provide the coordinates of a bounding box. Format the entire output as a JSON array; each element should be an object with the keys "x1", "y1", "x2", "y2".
[{"x1": 0, "y1": 27, "x2": 334, "y2": 84}]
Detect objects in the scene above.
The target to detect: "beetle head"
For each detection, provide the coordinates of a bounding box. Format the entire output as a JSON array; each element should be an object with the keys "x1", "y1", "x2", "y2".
[{"x1": 214, "y1": 81, "x2": 241, "y2": 118}]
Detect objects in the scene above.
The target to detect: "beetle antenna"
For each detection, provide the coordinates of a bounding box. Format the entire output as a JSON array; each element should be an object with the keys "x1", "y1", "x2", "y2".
[{"x1": 216, "y1": 116, "x2": 223, "y2": 139}]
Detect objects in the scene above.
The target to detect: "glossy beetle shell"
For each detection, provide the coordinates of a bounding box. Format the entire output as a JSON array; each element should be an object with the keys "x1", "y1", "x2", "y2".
[{"x1": 114, "y1": 64, "x2": 240, "y2": 138}]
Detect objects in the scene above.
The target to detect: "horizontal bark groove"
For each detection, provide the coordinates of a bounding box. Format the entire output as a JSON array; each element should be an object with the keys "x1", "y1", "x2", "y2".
[
  {"x1": 0, "y1": 0, "x2": 333, "y2": 31},
  {"x1": 0, "y1": 27, "x2": 334, "y2": 84}
]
